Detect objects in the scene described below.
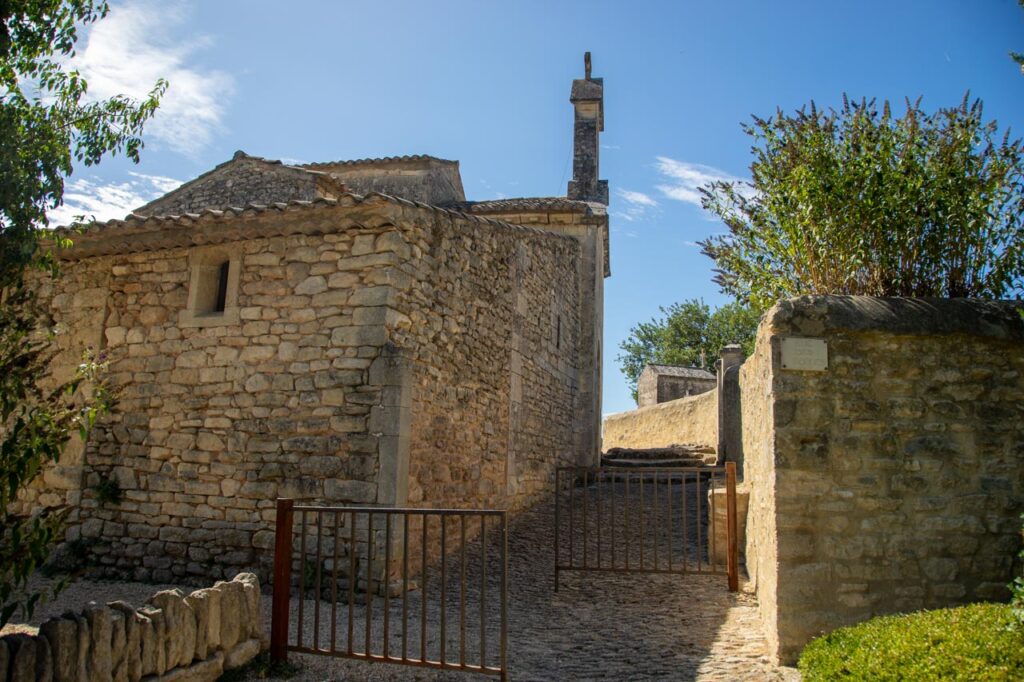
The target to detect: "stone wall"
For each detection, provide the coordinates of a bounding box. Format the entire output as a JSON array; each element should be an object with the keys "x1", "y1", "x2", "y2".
[
  {"x1": 22, "y1": 196, "x2": 592, "y2": 587},
  {"x1": 741, "y1": 296, "x2": 1024, "y2": 664},
  {"x1": 602, "y1": 390, "x2": 717, "y2": 451},
  {"x1": 0, "y1": 573, "x2": 263, "y2": 682}
]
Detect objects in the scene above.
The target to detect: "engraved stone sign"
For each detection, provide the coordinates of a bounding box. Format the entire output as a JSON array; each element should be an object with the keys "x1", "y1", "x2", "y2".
[{"x1": 780, "y1": 337, "x2": 828, "y2": 371}]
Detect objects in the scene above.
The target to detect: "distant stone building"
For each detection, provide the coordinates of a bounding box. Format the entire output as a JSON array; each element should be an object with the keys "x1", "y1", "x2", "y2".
[
  {"x1": 637, "y1": 364, "x2": 716, "y2": 407},
  {"x1": 20, "y1": 57, "x2": 610, "y2": 583}
]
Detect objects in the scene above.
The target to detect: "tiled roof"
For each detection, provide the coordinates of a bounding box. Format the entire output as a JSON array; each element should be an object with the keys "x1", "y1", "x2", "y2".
[
  {"x1": 446, "y1": 197, "x2": 601, "y2": 213},
  {"x1": 302, "y1": 154, "x2": 457, "y2": 169},
  {"x1": 646, "y1": 364, "x2": 716, "y2": 380}
]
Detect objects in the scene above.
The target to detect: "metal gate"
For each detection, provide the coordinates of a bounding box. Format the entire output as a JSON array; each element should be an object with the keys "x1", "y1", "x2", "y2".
[
  {"x1": 554, "y1": 462, "x2": 739, "y2": 591},
  {"x1": 270, "y1": 499, "x2": 508, "y2": 680}
]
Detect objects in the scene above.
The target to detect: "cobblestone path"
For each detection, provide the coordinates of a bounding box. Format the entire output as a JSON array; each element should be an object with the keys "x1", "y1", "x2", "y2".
[{"x1": 271, "y1": 487, "x2": 797, "y2": 682}]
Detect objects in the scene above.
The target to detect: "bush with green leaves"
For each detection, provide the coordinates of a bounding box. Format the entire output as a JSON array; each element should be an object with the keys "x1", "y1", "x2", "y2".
[
  {"x1": 798, "y1": 603, "x2": 1024, "y2": 681},
  {"x1": 617, "y1": 299, "x2": 758, "y2": 403},
  {"x1": 0, "y1": 0, "x2": 162, "y2": 627},
  {"x1": 1012, "y1": 513, "x2": 1023, "y2": 628},
  {"x1": 700, "y1": 95, "x2": 1024, "y2": 310}
]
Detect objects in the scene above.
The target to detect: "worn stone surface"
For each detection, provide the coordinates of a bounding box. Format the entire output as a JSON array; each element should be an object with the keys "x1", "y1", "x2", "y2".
[
  {"x1": 137, "y1": 606, "x2": 166, "y2": 676},
  {"x1": 110, "y1": 608, "x2": 127, "y2": 682},
  {"x1": 149, "y1": 590, "x2": 196, "y2": 670},
  {"x1": 224, "y1": 638, "x2": 260, "y2": 671},
  {"x1": 741, "y1": 295, "x2": 1024, "y2": 664},
  {"x1": 232, "y1": 573, "x2": 261, "y2": 642},
  {"x1": 604, "y1": 389, "x2": 718, "y2": 451},
  {"x1": 109, "y1": 601, "x2": 143, "y2": 682},
  {"x1": 5, "y1": 633, "x2": 52, "y2": 682},
  {"x1": 213, "y1": 581, "x2": 245, "y2": 651},
  {"x1": 39, "y1": 616, "x2": 77, "y2": 682},
  {"x1": 144, "y1": 651, "x2": 224, "y2": 682},
  {"x1": 84, "y1": 604, "x2": 113, "y2": 682}
]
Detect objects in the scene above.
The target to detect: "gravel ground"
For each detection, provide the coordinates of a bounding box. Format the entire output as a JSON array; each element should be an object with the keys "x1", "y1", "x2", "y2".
[{"x1": 7, "y1": 480, "x2": 800, "y2": 681}]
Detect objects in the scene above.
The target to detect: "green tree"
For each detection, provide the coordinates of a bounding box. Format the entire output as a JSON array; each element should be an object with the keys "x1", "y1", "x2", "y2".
[
  {"x1": 0, "y1": 0, "x2": 163, "y2": 626},
  {"x1": 699, "y1": 95, "x2": 1024, "y2": 310},
  {"x1": 617, "y1": 299, "x2": 759, "y2": 403}
]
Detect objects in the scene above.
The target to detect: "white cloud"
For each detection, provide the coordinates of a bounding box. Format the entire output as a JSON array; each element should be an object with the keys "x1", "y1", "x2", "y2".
[
  {"x1": 654, "y1": 156, "x2": 750, "y2": 208},
  {"x1": 617, "y1": 188, "x2": 658, "y2": 208},
  {"x1": 49, "y1": 173, "x2": 182, "y2": 225},
  {"x1": 72, "y1": 1, "x2": 234, "y2": 157}
]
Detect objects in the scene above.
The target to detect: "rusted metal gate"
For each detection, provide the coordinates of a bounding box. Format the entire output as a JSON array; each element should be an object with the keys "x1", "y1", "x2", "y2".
[
  {"x1": 270, "y1": 500, "x2": 508, "y2": 680},
  {"x1": 555, "y1": 462, "x2": 739, "y2": 591}
]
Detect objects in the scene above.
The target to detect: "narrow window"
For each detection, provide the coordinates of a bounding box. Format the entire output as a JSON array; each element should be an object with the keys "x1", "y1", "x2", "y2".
[
  {"x1": 214, "y1": 261, "x2": 230, "y2": 313},
  {"x1": 556, "y1": 315, "x2": 561, "y2": 350}
]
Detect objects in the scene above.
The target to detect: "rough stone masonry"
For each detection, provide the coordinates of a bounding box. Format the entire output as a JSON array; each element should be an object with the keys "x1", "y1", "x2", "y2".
[{"x1": 16, "y1": 57, "x2": 612, "y2": 586}]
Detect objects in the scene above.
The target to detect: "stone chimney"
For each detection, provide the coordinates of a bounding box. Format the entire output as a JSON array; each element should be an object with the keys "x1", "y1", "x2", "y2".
[{"x1": 567, "y1": 52, "x2": 608, "y2": 205}]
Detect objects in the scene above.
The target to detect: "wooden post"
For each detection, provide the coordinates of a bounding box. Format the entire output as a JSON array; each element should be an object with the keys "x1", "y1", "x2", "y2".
[
  {"x1": 271, "y1": 498, "x2": 294, "y2": 662},
  {"x1": 725, "y1": 462, "x2": 739, "y2": 592}
]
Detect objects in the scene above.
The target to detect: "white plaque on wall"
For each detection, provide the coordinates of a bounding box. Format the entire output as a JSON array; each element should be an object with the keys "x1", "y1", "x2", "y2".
[{"x1": 781, "y1": 337, "x2": 828, "y2": 371}]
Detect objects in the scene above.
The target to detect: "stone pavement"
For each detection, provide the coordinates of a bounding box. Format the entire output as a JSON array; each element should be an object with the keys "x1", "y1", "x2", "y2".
[{"x1": 267, "y1": 492, "x2": 799, "y2": 681}]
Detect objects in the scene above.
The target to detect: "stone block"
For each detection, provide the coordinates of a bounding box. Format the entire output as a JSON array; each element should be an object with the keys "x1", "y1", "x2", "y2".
[
  {"x1": 5, "y1": 633, "x2": 51, "y2": 682},
  {"x1": 232, "y1": 573, "x2": 262, "y2": 641},
  {"x1": 212, "y1": 581, "x2": 245, "y2": 651},
  {"x1": 40, "y1": 614, "x2": 78, "y2": 679},
  {"x1": 224, "y1": 638, "x2": 261, "y2": 671},
  {"x1": 84, "y1": 604, "x2": 113, "y2": 682},
  {"x1": 152, "y1": 651, "x2": 224, "y2": 682},
  {"x1": 108, "y1": 602, "x2": 142, "y2": 682}
]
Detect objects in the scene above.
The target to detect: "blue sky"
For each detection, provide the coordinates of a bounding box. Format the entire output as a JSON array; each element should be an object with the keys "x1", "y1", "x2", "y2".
[{"x1": 56, "y1": 0, "x2": 1024, "y2": 416}]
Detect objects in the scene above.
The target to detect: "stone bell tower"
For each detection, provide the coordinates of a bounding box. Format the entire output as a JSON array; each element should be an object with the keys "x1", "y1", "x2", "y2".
[{"x1": 567, "y1": 52, "x2": 608, "y2": 205}]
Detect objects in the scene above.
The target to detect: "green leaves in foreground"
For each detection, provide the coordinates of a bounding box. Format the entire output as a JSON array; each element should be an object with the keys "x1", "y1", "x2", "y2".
[
  {"x1": 798, "y1": 603, "x2": 1024, "y2": 681},
  {"x1": 700, "y1": 95, "x2": 1024, "y2": 310}
]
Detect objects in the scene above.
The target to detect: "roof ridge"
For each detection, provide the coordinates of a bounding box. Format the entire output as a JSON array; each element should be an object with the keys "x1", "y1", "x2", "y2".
[{"x1": 302, "y1": 154, "x2": 457, "y2": 168}]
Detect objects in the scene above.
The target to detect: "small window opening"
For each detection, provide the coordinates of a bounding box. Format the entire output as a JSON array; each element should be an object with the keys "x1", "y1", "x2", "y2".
[
  {"x1": 556, "y1": 315, "x2": 561, "y2": 350},
  {"x1": 214, "y1": 260, "x2": 230, "y2": 313}
]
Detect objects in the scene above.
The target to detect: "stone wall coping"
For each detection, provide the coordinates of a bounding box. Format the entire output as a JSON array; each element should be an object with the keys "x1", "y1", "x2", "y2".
[
  {"x1": 51, "y1": 191, "x2": 581, "y2": 260},
  {"x1": 767, "y1": 295, "x2": 1024, "y2": 341},
  {"x1": 603, "y1": 388, "x2": 716, "y2": 422}
]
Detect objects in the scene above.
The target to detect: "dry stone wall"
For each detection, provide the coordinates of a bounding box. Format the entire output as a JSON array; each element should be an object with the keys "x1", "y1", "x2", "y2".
[
  {"x1": 742, "y1": 295, "x2": 1024, "y2": 664},
  {"x1": 602, "y1": 389, "x2": 717, "y2": 451},
  {"x1": 0, "y1": 573, "x2": 263, "y2": 682}
]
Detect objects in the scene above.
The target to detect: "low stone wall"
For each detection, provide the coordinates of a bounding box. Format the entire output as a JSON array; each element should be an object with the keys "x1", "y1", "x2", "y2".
[
  {"x1": 742, "y1": 296, "x2": 1024, "y2": 664},
  {"x1": 0, "y1": 573, "x2": 264, "y2": 682},
  {"x1": 602, "y1": 389, "x2": 717, "y2": 451}
]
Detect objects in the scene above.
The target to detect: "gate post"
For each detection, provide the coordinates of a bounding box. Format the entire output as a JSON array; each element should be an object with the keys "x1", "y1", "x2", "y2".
[
  {"x1": 725, "y1": 463, "x2": 739, "y2": 592},
  {"x1": 271, "y1": 498, "x2": 295, "y2": 662}
]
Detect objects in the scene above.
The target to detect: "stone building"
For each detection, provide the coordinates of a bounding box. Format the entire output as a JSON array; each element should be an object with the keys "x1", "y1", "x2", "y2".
[
  {"x1": 636, "y1": 364, "x2": 716, "y2": 407},
  {"x1": 22, "y1": 58, "x2": 610, "y2": 583}
]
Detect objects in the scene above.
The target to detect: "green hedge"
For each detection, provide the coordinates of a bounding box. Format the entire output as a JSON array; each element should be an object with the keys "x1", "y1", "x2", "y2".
[{"x1": 798, "y1": 603, "x2": 1024, "y2": 681}]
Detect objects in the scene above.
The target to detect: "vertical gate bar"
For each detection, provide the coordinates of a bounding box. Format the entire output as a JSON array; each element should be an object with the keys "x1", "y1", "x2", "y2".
[
  {"x1": 402, "y1": 512, "x2": 409, "y2": 662},
  {"x1": 314, "y1": 511, "x2": 323, "y2": 651},
  {"x1": 330, "y1": 511, "x2": 339, "y2": 653},
  {"x1": 554, "y1": 469, "x2": 561, "y2": 590},
  {"x1": 639, "y1": 471, "x2": 645, "y2": 569},
  {"x1": 663, "y1": 473, "x2": 671, "y2": 569},
  {"x1": 460, "y1": 515, "x2": 467, "y2": 668},
  {"x1": 348, "y1": 511, "x2": 356, "y2": 655},
  {"x1": 384, "y1": 513, "x2": 392, "y2": 660},
  {"x1": 366, "y1": 511, "x2": 374, "y2": 656},
  {"x1": 696, "y1": 473, "x2": 703, "y2": 572},
  {"x1": 480, "y1": 515, "x2": 487, "y2": 668},
  {"x1": 298, "y1": 510, "x2": 306, "y2": 649},
  {"x1": 270, "y1": 498, "x2": 294, "y2": 663},
  {"x1": 624, "y1": 472, "x2": 630, "y2": 570},
  {"x1": 420, "y1": 514, "x2": 428, "y2": 663},
  {"x1": 596, "y1": 470, "x2": 602, "y2": 568},
  {"x1": 500, "y1": 512, "x2": 509, "y2": 682},
  {"x1": 710, "y1": 473, "x2": 718, "y2": 571},
  {"x1": 682, "y1": 474, "x2": 688, "y2": 573},
  {"x1": 726, "y1": 461, "x2": 739, "y2": 592},
  {"x1": 653, "y1": 471, "x2": 659, "y2": 570},
  {"x1": 582, "y1": 469, "x2": 588, "y2": 568},
  {"x1": 569, "y1": 472, "x2": 575, "y2": 568},
  {"x1": 610, "y1": 469, "x2": 616, "y2": 569},
  {"x1": 440, "y1": 516, "x2": 447, "y2": 664}
]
